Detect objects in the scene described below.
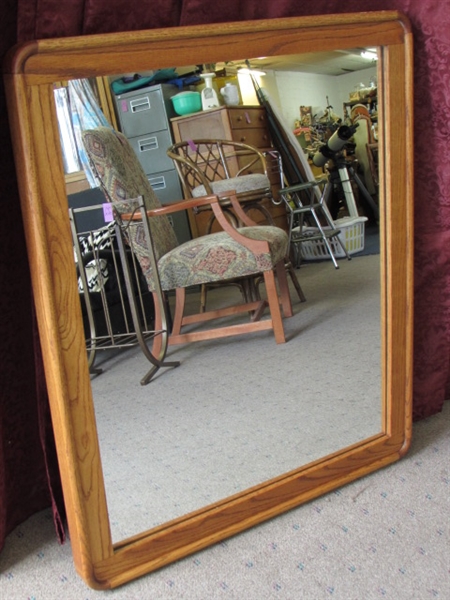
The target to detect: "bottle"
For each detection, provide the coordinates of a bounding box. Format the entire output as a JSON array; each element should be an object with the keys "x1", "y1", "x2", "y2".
[
  {"x1": 199, "y1": 73, "x2": 219, "y2": 110},
  {"x1": 220, "y1": 82, "x2": 239, "y2": 106}
]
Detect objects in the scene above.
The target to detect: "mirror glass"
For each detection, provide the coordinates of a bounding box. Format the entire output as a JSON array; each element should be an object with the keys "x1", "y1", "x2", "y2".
[
  {"x1": 64, "y1": 50, "x2": 381, "y2": 543},
  {"x1": 5, "y1": 13, "x2": 412, "y2": 589}
]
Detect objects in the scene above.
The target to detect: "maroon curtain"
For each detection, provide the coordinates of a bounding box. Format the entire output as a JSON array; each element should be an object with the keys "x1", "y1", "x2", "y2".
[
  {"x1": 1, "y1": 0, "x2": 448, "y2": 551},
  {"x1": 0, "y1": 0, "x2": 63, "y2": 553}
]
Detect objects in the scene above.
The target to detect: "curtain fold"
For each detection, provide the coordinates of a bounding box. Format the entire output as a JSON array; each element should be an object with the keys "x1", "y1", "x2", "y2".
[{"x1": 1, "y1": 0, "x2": 448, "y2": 553}]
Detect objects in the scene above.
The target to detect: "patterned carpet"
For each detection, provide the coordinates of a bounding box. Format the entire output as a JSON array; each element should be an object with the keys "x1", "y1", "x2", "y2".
[{"x1": 0, "y1": 401, "x2": 448, "y2": 599}]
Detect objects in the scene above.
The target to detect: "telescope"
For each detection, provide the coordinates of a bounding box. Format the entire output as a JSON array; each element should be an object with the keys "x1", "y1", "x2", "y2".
[{"x1": 312, "y1": 123, "x2": 359, "y2": 167}]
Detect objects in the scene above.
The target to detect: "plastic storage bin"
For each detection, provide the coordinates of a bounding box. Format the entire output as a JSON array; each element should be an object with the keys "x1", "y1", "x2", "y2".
[{"x1": 295, "y1": 216, "x2": 368, "y2": 261}]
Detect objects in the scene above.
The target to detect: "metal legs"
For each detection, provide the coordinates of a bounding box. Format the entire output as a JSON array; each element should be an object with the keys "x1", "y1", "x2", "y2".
[
  {"x1": 281, "y1": 180, "x2": 351, "y2": 269},
  {"x1": 69, "y1": 204, "x2": 179, "y2": 386}
]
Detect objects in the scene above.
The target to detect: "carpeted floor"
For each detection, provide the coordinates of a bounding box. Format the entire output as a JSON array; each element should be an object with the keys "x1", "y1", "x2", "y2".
[
  {"x1": 0, "y1": 401, "x2": 448, "y2": 599},
  {"x1": 90, "y1": 254, "x2": 381, "y2": 541}
]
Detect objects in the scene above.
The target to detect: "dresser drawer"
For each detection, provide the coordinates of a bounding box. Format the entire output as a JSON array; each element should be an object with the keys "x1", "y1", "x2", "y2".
[
  {"x1": 232, "y1": 128, "x2": 271, "y2": 147},
  {"x1": 228, "y1": 107, "x2": 267, "y2": 130},
  {"x1": 171, "y1": 108, "x2": 229, "y2": 143}
]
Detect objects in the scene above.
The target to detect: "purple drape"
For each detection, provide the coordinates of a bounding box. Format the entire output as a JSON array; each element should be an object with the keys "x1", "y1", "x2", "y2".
[{"x1": 1, "y1": 0, "x2": 448, "y2": 551}]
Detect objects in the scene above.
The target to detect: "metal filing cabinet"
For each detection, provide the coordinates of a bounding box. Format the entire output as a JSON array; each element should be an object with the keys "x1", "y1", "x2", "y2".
[{"x1": 113, "y1": 83, "x2": 191, "y2": 243}]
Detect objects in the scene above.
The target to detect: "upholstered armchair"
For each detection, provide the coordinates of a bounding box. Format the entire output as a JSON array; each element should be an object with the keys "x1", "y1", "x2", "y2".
[
  {"x1": 167, "y1": 138, "x2": 306, "y2": 306},
  {"x1": 82, "y1": 127, "x2": 293, "y2": 379}
]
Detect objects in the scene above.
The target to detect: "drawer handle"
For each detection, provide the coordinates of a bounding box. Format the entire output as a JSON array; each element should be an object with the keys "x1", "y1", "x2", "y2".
[
  {"x1": 240, "y1": 136, "x2": 247, "y2": 142},
  {"x1": 148, "y1": 175, "x2": 166, "y2": 191},
  {"x1": 130, "y1": 97, "x2": 151, "y2": 113},
  {"x1": 138, "y1": 137, "x2": 158, "y2": 152}
]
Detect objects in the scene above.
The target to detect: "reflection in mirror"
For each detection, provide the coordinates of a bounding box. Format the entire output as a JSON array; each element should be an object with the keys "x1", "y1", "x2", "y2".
[
  {"x1": 5, "y1": 13, "x2": 413, "y2": 588},
  {"x1": 63, "y1": 49, "x2": 382, "y2": 542}
]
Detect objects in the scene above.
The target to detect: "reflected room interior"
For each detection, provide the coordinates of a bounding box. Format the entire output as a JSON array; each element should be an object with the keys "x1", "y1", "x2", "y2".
[{"x1": 62, "y1": 49, "x2": 381, "y2": 543}]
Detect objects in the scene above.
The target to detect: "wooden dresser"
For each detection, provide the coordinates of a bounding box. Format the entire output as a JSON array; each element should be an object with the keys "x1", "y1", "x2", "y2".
[{"x1": 171, "y1": 105, "x2": 287, "y2": 234}]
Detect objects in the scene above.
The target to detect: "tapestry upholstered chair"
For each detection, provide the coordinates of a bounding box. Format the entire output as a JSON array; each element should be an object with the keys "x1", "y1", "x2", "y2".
[
  {"x1": 82, "y1": 127, "x2": 293, "y2": 371},
  {"x1": 167, "y1": 139, "x2": 306, "y2": 307}
]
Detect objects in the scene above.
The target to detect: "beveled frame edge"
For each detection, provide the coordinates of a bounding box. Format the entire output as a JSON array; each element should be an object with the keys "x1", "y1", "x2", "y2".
[{"x1": 3, "y1": 11, "x2": 413, "y2": 590}]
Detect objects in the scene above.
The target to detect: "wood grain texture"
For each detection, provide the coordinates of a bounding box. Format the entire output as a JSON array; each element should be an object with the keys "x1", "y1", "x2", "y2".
[{"x1": 4, "y1": 11, "x2": 413, "y2": 590}]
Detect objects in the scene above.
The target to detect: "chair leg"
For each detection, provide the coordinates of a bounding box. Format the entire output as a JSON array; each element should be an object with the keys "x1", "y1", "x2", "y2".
[
  {"x1": 285, "y1": 259, "x2": 307, "y2": 302},
  {"x1": 275, "y1": 261, "x2": 293, "y2": 318},
  {"x1": 151, "y1": 293, "x2": 163, "y2": 358},
  {"x1": 263, "y1": 267, "x2": 286, "y2": 344},
  {"x1": 171, "y1": 287, "x2": 187, "y2": 336},
  {"x1": 200, "y1": 284, "x2": 208, "y2": 313}
]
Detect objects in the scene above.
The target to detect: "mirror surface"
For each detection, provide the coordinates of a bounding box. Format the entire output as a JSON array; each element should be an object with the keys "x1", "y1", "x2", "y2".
[
  {"x1": 4, "y1": 12, "x2": 413, "y2": 589},
  {"x1": 71, "y1": 50, "x2": 383, "y2": 543}
]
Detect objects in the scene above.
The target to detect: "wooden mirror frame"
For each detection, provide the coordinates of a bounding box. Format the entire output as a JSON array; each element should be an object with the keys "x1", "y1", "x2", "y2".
[{"x1": 3, "y1": 11, "x2": 413, "y2": 590}]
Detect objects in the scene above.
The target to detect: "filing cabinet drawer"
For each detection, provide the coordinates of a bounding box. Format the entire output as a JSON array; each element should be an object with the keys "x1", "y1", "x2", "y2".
[
  {"x1": 147, "y1": 169, "x2": 182, "y2": 204},
  {"x1": 128, "y1": 130, "x2": 174, "y2": 175},
  {"x1": 115, "y1": 86, "x2": 177, "y2": 137},
  {"x1": 147, "y1": 170, "x2": 191, "y2": 244}
]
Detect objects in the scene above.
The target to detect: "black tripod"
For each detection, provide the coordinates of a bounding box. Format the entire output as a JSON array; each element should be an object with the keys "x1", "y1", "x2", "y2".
[{"x1": 325, "y1": 152, "x2": 379, "y2": 223}]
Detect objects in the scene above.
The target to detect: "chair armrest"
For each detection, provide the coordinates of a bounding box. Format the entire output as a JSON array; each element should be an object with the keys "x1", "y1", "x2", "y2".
[
  {"x1": 120, "y1": 194, "x2": 220, "y2": 220},
  {"x1": 147, "y1": 195, "x2": 220, "y2": 217},
  {"x1": 121, "y1": 193, "x2": 270, "y2": 255},
  {"x1": 158, "y1": 192, "x2": 269, "y2": 254},
  {"x1": 280, "y1": 179, "x2": 326, "y2": 195}
]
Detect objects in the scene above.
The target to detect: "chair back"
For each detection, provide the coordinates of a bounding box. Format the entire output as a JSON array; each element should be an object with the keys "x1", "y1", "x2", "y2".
[
  {"x1": 82, "y1": 127, "x2": 178, "y2": 263},
  {"x1": 167, "y1": 139, "x2": 268, "y2": 199}
]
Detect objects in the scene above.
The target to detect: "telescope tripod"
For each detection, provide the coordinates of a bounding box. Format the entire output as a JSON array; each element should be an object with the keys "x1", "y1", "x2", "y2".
[{"x1": 325, "y1": 154, "x2": 379, "y2": 222}]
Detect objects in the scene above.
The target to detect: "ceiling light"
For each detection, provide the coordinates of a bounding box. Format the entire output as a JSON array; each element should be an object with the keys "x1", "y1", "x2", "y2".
[{"x1": 361, "y1": 50, "x2": 378, "y2": 61}]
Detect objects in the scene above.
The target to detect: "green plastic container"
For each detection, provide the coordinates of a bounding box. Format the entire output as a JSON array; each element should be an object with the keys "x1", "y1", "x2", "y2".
[{"x1": 171, "y1": 91, "x2": 202, "y2": 116}]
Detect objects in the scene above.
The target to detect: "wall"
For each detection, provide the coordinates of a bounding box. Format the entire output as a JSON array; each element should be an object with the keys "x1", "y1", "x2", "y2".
[{"x1": 263, "y1": 66, "x2": 377, "y2": 130}]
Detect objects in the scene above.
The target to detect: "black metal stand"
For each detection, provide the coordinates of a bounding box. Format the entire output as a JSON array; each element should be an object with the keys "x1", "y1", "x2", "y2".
[{"x1": 325, "y1": 154, "x2": 379, "y2": 222}]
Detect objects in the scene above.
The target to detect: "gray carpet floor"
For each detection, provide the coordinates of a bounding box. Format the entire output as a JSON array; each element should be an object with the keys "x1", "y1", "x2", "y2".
[{"x1": 91, "y1": 254, "x2": 381, "y2": 541}]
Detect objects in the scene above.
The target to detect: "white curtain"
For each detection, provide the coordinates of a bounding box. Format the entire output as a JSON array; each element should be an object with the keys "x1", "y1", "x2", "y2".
[
  {"x1": 54, "y1": 79, "x2": 111, "y2": 187},
  {"x1": 68, "y1": 79, "x2": 112, "y2": 187}
]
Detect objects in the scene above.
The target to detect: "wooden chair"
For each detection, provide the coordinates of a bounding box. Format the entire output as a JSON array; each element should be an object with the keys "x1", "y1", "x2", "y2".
[
  {"x1": 82, "y1": 127, "x2": 293, "y2": 376},
  {"x1": 167, "y1": 139, "x2": 275, "y2": 235},
  {"x1": 167, "y1": 138, "x2": 306, "y2": 307}
]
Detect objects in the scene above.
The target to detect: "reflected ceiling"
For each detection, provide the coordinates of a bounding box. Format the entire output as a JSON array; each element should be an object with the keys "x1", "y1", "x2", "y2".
[{"x1": 220, "y1": 50, "x2": 378, "y2": 76}]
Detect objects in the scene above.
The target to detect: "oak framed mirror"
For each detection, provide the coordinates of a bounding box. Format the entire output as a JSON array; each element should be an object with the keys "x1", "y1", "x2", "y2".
[{"x1": 4, "y1": 11, "x2": 413, "y2": 590}]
